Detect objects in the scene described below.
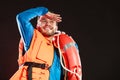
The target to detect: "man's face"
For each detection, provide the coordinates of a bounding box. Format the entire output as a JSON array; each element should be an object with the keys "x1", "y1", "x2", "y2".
[{"x1": 37, "y1": 16, "x2": 58, "y2": 37}]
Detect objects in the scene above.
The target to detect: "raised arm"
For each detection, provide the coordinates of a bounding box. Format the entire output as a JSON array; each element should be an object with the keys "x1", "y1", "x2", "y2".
[{"x1": 16, "y1": 7, "x2": 48, "y2": 51}]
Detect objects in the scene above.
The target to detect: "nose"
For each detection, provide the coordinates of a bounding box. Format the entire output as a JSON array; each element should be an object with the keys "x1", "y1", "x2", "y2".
[
  {"x1": 45, "y1": 21, "x2": 51, "y2": 26},
  {"x1": 45, "y1": 22, "x2": 49, "y2": 26}
]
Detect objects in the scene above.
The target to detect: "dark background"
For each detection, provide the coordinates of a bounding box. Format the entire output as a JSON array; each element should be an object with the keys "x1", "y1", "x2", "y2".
[{"x1": 0, "y1": 0, "x2": 119, "y2": 80}]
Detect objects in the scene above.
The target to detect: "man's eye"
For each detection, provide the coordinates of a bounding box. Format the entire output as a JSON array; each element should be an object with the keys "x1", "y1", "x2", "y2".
[
  {"x1": 50, "y1": 20, "x2": 54, "y2": 23},
  {"x1": 41, "y1": 20, "x2": 47, "y2": 23}
]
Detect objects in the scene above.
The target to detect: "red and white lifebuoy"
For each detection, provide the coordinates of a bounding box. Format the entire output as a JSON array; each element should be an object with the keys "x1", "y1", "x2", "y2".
[{"x1": 56, "y1": 33, "x2": 82, "y2": 80}]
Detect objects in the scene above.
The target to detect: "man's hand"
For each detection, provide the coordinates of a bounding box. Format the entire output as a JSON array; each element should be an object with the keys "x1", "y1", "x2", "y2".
[{"x1": 45, "y1": 12, "x2": 62, "y2": 22}]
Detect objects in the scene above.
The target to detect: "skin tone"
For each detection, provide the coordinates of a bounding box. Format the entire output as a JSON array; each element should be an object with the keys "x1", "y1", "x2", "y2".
[{"x1": 36, "y1": 12, "x2": 62, "y2": 41}]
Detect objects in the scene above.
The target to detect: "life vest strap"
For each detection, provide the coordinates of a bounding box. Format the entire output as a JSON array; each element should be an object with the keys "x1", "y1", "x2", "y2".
[
  {"x1": 24, "y1": 62, "x2": 49, "y2": 80},
  {"x1": 24, "y1": 62, "x2": 49, "y2": 69}
]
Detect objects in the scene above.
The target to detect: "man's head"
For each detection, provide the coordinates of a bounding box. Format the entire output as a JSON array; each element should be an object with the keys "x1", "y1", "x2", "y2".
[{"x1": 36, "y1": 12, "x2": 62, "y2": 37}]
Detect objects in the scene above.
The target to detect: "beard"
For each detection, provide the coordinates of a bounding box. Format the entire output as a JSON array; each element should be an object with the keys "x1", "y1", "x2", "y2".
[
  {"x1": 37, "y1": 26, "x2": 58, "y2": 37},
  {"x1": 42, "y1": 29, "x2": 56, "y2": 36}
]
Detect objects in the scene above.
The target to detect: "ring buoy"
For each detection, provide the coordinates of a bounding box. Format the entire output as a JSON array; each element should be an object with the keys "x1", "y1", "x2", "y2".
[{"x1": 57, "y1": 33, "x2": 82, "y2": 80}]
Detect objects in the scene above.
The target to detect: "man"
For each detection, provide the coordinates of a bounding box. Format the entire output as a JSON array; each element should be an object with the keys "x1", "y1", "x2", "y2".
[{"x1": 10, "y1": 7, "x2": 82, "y2": 80}]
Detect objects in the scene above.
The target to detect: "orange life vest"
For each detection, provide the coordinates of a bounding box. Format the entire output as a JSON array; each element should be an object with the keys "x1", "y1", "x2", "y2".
[{"x1": 10, "y1": 29, "x2": 54, "y2": 80}]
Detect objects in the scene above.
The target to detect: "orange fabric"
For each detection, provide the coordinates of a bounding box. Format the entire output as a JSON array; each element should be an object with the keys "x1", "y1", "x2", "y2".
[
  {"x1": 10, "y1": 29, "x2": 54, "y2": 80},
  {"x1": 17, "y1": 38, "x2": 24, "y2": 66}
]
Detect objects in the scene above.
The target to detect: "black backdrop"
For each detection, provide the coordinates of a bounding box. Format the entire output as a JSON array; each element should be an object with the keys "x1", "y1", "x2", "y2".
[{"x1": 0, "y1": 0, "x2": 119, "y2": 80}]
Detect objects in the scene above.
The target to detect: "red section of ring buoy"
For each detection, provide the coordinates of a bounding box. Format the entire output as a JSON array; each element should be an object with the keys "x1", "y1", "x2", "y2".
[{"x1": 58, "y1": 34, "x2": 82, "y2": 80}]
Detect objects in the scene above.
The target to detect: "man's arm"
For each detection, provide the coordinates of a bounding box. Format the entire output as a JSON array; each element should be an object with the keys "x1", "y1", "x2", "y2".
[{"x1": 16, "y1": 7, "x2": 48, "y2": 51}]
